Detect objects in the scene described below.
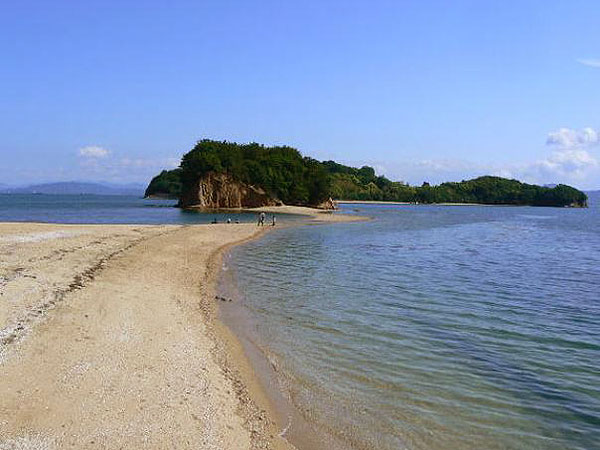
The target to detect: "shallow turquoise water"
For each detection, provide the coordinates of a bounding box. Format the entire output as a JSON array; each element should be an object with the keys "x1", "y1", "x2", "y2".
[{"x1": 227, "y1": 194, "x2": 600, "y2": 450}]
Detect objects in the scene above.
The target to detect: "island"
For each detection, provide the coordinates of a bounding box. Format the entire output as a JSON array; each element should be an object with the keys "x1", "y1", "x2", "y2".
[{"x1": 146, "y1": 139, "x2": 588, "y2": 208}]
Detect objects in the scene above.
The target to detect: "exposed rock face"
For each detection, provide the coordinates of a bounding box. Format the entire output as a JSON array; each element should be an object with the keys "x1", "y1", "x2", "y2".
[
  {"x1": 179, "y1": 172, "x2": 281, "y2": 208},
  {"x1": 316, "y1": 197, "x2": 337, "y2": 210}
]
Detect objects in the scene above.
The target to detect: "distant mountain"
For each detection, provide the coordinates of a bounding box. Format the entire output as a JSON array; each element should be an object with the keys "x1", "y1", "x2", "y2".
[
  {"x1": 4, "y1": 181, "x2": 146, "y2": 196},
  {"x1": 0, "y1": 183, "x2": 18, "y2": 194}
]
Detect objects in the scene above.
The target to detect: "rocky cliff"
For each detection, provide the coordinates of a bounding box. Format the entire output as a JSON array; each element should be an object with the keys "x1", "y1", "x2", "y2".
[
  {"x1": 179, "y1": 172, "x2": 282, "y2": 209},
  {"x1": 316, "y1": 197, "x2": 338, "y2": 210}
]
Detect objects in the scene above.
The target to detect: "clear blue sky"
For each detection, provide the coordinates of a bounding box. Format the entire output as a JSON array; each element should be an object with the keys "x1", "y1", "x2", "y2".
[{"x1": 2, "y1": 0, "x2": 599, "y2": 188}]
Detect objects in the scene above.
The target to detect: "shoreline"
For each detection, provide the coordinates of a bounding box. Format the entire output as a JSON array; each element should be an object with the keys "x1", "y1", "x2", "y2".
[
  {"x1": 0, "y1": 222, "x2": 292, "y2": 448},
  {"x1": 186, "y1": 204, "x2": 370, "y2": 223},
  {"x1": 337, "y1": 200, "x2": 494, "y2": 206},
  {"x1": 336, "y1": 200, "x2": 587, "y2": 207},
  {"x1": 194, "y1": 224, "x2": 296, "y2": 450},
  {"x1": 210, "y1": 208, "x2": 368, "y2": 450},
  {"x1": 0, "y1": 209, "x2": 361, "y2": 449},
  {"x1": 212, "y1": 207, "x2": 371, "y2": 450},
  {"x1": 217, "y1": 249, "x2": 357, "y2": 450}
]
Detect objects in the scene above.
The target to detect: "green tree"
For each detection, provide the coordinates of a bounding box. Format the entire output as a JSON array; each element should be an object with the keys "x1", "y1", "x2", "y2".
[{"x1": 146, "y1": 140, "x2": 588, "y2": 208}]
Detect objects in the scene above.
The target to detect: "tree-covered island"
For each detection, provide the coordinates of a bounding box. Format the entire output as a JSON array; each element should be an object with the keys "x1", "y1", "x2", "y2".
[{"x1": 145, "y1": 139, "x2": 588, "y2": 208}]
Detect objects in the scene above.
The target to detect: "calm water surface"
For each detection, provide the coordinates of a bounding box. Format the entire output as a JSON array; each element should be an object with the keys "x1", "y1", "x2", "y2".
[
  {"x1": 0, "y1": 194, "x2": 282, "y2": 224},
  {"x1": 2, "y1": 193, "x2": 598, "y2": 449},
  {"x1": 227, "y1": 193, "x2": 600, "y2": 450}
]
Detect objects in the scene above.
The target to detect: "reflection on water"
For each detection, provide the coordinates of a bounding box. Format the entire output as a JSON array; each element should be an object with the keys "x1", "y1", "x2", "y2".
[{"x1": 228, "y1": 194, "x2": 600, "y2": 450}]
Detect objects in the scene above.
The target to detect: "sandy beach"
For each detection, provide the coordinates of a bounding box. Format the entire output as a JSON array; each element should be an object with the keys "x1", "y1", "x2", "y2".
[
  {"x1": 0, "y1": 222, "x2": 294, "y2": 449},
  {"x1": 180, "y1": 204, "x2": 368, "y2": 223}
]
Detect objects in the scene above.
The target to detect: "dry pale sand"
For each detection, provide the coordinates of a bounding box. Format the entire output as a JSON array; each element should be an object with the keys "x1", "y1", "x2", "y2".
[{"x1": 0, "y1": 222, "x2": 294, "y2": 450}]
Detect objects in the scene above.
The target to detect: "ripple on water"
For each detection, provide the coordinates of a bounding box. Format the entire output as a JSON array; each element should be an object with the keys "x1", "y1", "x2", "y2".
[{"x1": 228, "y1": 202, "x2": 600, "y2": 450}]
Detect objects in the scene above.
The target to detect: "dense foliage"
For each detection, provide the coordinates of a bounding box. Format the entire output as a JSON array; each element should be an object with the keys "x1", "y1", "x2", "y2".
[
  {"x1": 179, "y1": 140, "x2": 330, "y2": 205},
  {"x1": 330, "y1": 172, "x2": 587, "y2": 207},
  {"x1": 146, "y1": 140, "x2": 588, "y2": 207},
  {"x1": 144, "y1": 168, "x2": 183, "y2": 198}
]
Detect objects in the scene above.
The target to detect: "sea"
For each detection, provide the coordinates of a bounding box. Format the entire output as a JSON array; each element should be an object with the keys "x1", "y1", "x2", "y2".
[
  {"x1": 1, "y1": 192, "x2": 599, "y2": 449},
  {"x1": 222, "y1": 192, "x2": 600, "y2": 450},
  {"x1": 0, "y1": 194, "x2": 267, "y2": 224}
]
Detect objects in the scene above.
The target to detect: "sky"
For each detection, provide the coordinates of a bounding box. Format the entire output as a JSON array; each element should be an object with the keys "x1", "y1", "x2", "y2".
[{"x1": 1, "y1": 0, "x2": 600, "y2": 189}]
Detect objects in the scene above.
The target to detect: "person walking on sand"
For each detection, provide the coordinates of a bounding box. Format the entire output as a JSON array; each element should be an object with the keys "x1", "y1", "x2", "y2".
[
  {"x1": 260, "y1": 212, "x2": 266, "y2": 226},
  {"x1": 272, "y1": 215, "x2": 276, "y2": 227}
]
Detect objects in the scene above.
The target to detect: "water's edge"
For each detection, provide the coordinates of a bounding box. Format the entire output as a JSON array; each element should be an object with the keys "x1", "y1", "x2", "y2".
[
  {"x1": 214, "y1": 199, "x2": 600, "y2": 450},
  {"x1": 217, "y1": 228, "x2": 360, "y2": 450}
]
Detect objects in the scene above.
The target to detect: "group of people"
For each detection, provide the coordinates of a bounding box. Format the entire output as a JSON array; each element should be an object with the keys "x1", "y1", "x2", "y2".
[
  {"x1": 209, "y1": 212, "x2": 276, "y2": 226},
  {"x1": 257, "y1": 212, "x2": 276, "y2": 227}
]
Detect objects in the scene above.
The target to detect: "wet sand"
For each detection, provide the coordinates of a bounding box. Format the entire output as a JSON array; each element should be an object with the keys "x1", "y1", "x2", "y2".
[
  {"x1": 215, "y1": 209, "x2": 369, "y2": 450},
  {"x1": 0, "y1": 207, "x2": 363, "y2": 449},
  {"x1": 217, "y1": 267, "x2": 356, "y2": 450},
  {"x1": 245, "y1": 205, "x2": 366, "y2": 221},
  {"x1": 0, "y1": 222, "x2": 293, "y2": 449}
]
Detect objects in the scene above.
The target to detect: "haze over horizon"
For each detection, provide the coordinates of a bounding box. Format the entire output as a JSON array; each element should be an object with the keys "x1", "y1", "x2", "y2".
[{"x1": 2, "y1": 1, "x2": 600, "y2": 189}]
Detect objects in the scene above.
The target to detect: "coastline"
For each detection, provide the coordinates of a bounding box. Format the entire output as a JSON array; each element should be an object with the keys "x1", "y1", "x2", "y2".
[
  {"x1": 217, "y1": 252, "x2": 358, "y2": 450},
  {"x1": 195, "y1": 224, "x2": 296, "y2": 450},
  {"x1": 208, "y1": 207, "x2": 369, "y2": 450},
  {"x1": 336, "y1": 200, "x2": 493, "y2": 206},
  {"x1": 185, "y1": 204, "x2": 370, "y2": 223},
  {"x1": 214, "y1": 208, "x2": 369, "y2": 450},
  {"x1": 335, "y1": 200, "x2": 588, "y2": 207},
  {"x1": 0, "y1": 222, "x2": 290, "y2": 448},
  {"x1": 0, "y1": 208, "x2": 361, "y2": 449}
]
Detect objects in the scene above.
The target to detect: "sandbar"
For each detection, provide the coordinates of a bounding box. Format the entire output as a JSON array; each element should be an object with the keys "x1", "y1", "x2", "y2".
[{"x1": 0, "y1": 222, "x2": 294, "y2": 449}]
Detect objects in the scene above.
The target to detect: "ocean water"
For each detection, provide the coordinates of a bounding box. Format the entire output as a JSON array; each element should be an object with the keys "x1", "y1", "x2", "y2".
[
  {"x1": 2, "y1": 192, "x2": 598, "y2": 449},
  {"x1": 0, "y1": 194, "x2": 284, "y2": 224},
  {"x1": 225, "y1": 193, "x2": 600, "y2": 450}
]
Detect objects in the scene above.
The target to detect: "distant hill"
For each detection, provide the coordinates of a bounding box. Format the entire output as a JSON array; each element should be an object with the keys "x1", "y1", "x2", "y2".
[
  {"x1": 145, "y1": 169, "x2": 183, "y2": 199},
  {"x1": 3, "y1": 182, "x2": 145, "y2": 196},
  {"x1": 146, "y1": 139, "x2": 588, "y2": 208}
]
